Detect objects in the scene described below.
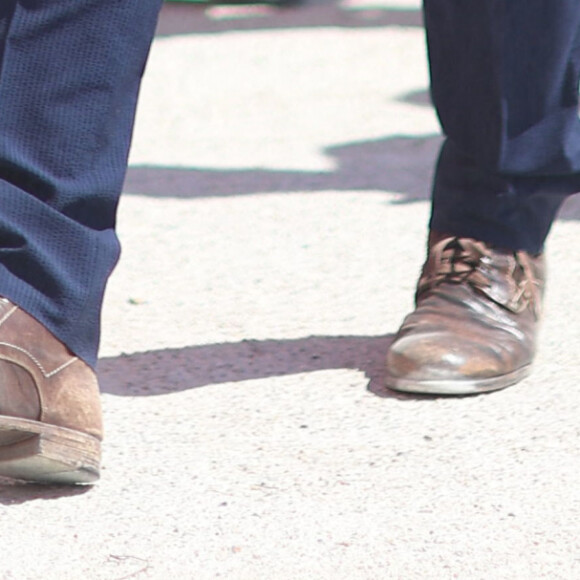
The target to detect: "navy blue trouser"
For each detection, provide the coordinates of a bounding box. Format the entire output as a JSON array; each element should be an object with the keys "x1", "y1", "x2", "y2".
[
  {"x1": 0, "y1": 0, "x2": 162, "y2": 367},
  {"x1": 425, "y1": 0, "x2": 580, "y2": 254},
  {"x1": 0, "y1": 1, "x2": 577, "y2": 365}
]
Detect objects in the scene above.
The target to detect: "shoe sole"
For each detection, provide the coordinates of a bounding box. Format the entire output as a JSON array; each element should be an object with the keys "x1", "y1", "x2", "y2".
[
  {"x1": 0, "y1": 415, "x2": 100, "y2": 485},
  {"x1": 385, "y1": 365, "x2": 532, "y2": 396}
]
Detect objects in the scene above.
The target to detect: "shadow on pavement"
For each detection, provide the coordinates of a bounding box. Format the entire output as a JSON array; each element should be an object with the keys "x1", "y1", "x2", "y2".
[
  {"x1": 0, "y1": 479, "x2": 92, "y2": 502},
  {"x1": 97, "y1": 334, "x2": 410, "y2": 399},
  {"x1": 156, "y1": 0, "x2": 423, "y2": 36},
  {"x1": 125, "y1": 84, "x2": 440, "y2": 202},
  {"x1": 557, "y1": 194, "x2": 580, "y2": 221},
  {"x1": 125, "y1": 134, "x2": 442, "y2": 201}
]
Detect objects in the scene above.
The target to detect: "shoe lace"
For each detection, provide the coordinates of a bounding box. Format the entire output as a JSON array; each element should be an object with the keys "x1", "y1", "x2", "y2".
[{"x1": 416, "y1": 237, "x2": 542, "y2": 317}]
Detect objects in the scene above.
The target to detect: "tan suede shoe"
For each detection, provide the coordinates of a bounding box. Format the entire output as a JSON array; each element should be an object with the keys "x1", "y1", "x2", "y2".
[
  {"x1": 385, "y1": 233, "x2": 544, "y2": 395},
  {"x1": 0, "y1": 299, "x2": 102, "y2": 484}
]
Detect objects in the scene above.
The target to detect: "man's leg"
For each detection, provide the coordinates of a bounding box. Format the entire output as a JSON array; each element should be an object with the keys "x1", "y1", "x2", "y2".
[
  {"x1": 385, "y1": 0, "x2": 580, "y2": 394},
  {"x1": 0, "y1": 0, "x2": 162, "y2": 483}
]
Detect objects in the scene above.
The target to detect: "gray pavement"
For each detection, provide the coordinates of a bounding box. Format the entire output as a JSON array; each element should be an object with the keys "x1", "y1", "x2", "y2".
[{"x1": 1, "y1": 1, "x2": 580, "y2": 578}]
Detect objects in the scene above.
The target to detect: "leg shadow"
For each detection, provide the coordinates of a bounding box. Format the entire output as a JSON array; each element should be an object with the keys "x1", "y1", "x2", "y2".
[{"x1": 98, "y1": 334, "x2": 403, "y2": 397}]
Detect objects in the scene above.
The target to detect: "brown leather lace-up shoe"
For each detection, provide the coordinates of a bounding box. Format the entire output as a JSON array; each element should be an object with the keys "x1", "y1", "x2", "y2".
[
  {"x1": 0, "y1": 299, "x2": 102, "y2": 484},
  {"x1": 385, "y1": 233, "x2": 544, "y2": 395}
]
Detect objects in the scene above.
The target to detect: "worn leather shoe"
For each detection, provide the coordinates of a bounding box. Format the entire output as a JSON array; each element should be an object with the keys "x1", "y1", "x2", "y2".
[
  {"x1": 0, "y1": 298, "x2": 102, "y2": 484},
  {"x1": 385, "y1": 233, "x2": 544, "y2": 395}
]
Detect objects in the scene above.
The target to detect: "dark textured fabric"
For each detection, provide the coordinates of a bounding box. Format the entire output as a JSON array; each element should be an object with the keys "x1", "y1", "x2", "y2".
[
  {"x1": 424, "y1": 0, "x2": 580, "y2": 253},
  {"x1": 0, "y1": 0, "x2": 162, "y2": 367}
]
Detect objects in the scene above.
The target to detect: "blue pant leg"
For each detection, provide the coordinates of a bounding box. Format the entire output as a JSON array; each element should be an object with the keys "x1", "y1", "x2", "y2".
[
  {"x1": 424, "y1": 0, "x2": 580, "y2": 252},
  {"x1": 0, "y1": 0, "x2": 163, "y2": 367}
]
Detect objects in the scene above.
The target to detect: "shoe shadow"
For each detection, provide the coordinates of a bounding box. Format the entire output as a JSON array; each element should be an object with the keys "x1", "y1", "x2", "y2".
[
  {"x1": 97, "y1": 334, "x2": 408, "y2": 399},
  {"x1": 0, "y1": 334, "x2": 409, "y2": 498},
  {"x1": 0, "y1": 479, "x2": 92, "y2": 502}
]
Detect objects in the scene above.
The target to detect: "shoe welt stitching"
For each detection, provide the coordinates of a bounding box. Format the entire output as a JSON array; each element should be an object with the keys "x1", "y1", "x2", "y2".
[
  {"x1": 0, "y1": 306, "x2": 17, "y2": 328},
  {"x1": 0, "y1": 341, "x2": 78, "y2": 378}
]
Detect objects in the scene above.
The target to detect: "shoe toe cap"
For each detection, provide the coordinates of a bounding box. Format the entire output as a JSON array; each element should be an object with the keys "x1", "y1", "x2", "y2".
[{"x1": 386, "y1": 331, "x2": 510, "y2": 382}]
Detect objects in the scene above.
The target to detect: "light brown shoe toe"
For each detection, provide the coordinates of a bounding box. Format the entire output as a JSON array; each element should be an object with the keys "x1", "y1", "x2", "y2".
[{"x1": 0, "y1": 299, "x2": 102, "y2": 484}]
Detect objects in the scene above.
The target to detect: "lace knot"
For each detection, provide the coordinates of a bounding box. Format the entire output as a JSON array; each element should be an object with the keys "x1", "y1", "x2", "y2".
[{"x1": 416, "y1": 237, "x2": 543, "y2": 318}]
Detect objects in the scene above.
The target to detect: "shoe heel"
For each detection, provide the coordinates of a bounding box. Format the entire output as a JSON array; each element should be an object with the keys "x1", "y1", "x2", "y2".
[{"x1": 0, "y1": 416, "x2": 100, "y2": 484}]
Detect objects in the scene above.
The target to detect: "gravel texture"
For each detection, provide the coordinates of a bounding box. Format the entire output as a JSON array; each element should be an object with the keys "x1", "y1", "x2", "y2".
[{"x1": 1, "y1": 1, "x2": 579, "y2": 578}]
